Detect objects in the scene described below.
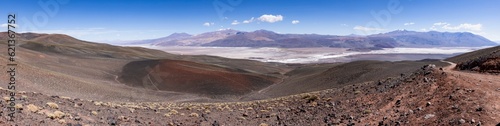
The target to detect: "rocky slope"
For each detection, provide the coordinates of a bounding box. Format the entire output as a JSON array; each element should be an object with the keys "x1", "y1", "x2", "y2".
[
  {"x1": 118, "y1": 59, "x2": 280, "y2": 96},
  {"x1": 447, "y1": 46, "x2": 500, "y2": 73},
  {"x1": 0, "y1": 32, "x2": 290, "y2": 102},
  {"x1": 1, "y1": 63, "x2": 498, "y2": 125}
]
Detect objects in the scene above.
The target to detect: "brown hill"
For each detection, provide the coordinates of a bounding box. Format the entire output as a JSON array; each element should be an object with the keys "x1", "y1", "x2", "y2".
[
  {"x1": 0, "y1": 32, "x2": 288, "y2": 102},
  {"x1": 244, "y1": 60, "x2": 448, "y2": 100},
  {"x1": 446, "y1": 46, "x2": 500, "y2": 73},
  {"x1": 118, "y1": 59, "x2": 279, "y2": 96}
]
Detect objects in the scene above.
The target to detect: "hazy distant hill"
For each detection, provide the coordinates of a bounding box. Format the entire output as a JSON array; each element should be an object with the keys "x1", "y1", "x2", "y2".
[
  {"x1": 370, "y1": 30, "x2": 497, "y2": 47},
  {"x1": 153, "y1": 30, "x2": 238, "y2": 46},
  {"x1": 125, "y1": 33, "x2": 192, "y2": 45},
  {"x1": 131, "y1": 29, "x2": 497, "y2": 49},
  {"x1": 203, "y1": 30, "x2": 397, "y2": 49}
]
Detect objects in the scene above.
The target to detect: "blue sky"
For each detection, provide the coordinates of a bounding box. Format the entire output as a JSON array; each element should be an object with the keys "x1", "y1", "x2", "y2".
[{"x1": 1, "y1": 0, "x2": 499, "y2": 42}]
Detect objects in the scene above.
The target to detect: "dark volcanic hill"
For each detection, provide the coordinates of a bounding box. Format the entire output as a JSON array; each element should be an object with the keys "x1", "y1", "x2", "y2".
[
  {"x1": 133, "y1": 29, "x2": 497, "y2": 48},
  {"x1": 446, "y1": 46, "x2": 500, "y2": 73},
  {"x1": 118, "y1": 59, "x2": 279, "y2": 96}
]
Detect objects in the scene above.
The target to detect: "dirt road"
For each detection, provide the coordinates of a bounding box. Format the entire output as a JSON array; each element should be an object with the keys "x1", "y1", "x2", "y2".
[{"x1": 442, "y1": 61, "x2": 500, "y2": 123}]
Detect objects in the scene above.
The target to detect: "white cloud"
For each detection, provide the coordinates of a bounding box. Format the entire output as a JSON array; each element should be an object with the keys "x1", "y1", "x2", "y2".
[
  {"x1": 353, "y1": 26, "x2": 385, "y2": 32},
  {"x1": 341, "y1": 24, "x2": 348, "y2": 26},
  {"x1": 258, "y1": 14, "x2": 283, "y2": 23},
  {"x1": 203, "y1": 22, "x2": 215, "y2": 26},
  {"x1": 218, "y1": 28, "x2": 232, "y2": 31},
  {"x1": 404, "y1": 22, "x2": 415, "y2": 26},
  {"x1": 433, "y1": 22, "x2": 449, "y2": 26},
  {"x1": 1, "y1": 23, "x2": 18, "y2": 28},
  {"x1": 231, "y1": 20, "x2": 240, "y2": 25},
  {"x1": 428, "y1": 22, "x2": 483, "y2": 32},
  {"x1": 243, "y1": 17, "x2": 255, "y2": 24},
  {"x1": 291, "y1": 20, "x2": 300, "y2": 24},
  {"x1": 442, "y1": 23, "x2": 482, "y2": 31}
]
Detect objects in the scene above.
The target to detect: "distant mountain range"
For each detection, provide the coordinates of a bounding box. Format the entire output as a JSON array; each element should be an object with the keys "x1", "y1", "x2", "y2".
[{"x1": 124, "y1": 29, "x2": 498, "y2": 49}]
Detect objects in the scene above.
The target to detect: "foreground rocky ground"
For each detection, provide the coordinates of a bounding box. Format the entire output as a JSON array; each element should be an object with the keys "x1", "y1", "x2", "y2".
[{"x1": 0, "y1": 63, "x2": 499, "y2": 125}]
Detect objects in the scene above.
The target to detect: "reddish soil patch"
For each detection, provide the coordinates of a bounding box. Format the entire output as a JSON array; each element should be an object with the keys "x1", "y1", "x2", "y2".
[{"x1": 118, "y1": 59, "x2": 279, "y2": 96}]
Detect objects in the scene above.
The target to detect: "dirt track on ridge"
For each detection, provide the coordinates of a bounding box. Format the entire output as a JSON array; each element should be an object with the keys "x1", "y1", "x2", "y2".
[{"x1": 442, "y1": 61, "x2": 500, "y2": 122}]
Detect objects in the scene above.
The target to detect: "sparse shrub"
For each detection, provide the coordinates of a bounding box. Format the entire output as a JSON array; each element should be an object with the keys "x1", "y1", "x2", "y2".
[
  {"x1": 46, "y1": 102, "x2": 59, "y2": 109},
  {"x1": 93, "y1": 101, "x2": 103, "y2": 106},
  {"x1": 168, "y1": 122, "x2": 175, "y2": 126},
  {"x1": 128, "y1": 108, "x2": 135, "y2": 113},
  {"x1": 26, "y1": 104, "x2": 39, "y2": 113},
  {"x1": 46, "y1": 110, "x2": 65, "y2": 119},
  {"x1": 60, "y1": 96, "x2": 71, "y2": 99},
  {"x1": 169, "y1": 109, "x2": 178, "y2": 114},
  {"x1": 58, "y1": 119, "x2": 66, "y2": 124},
  {"x1": 270, "y1": 113, "x2": 277, "y2": 117},
  {"x1": 3, "y1": 97, "x2": 10, "y2": 101},
  {"x1": 14, "y1": 104, "x2": 23, "y2": 110},
  {"x1": 237, "y1": 116, "x2": 246, "y2": 120},
  {"x1": 91, "y1": 111, "x2": 98, "y2": 115},
  {"x1": 53, "y1": 111, "x2": 65, "y2": 118},
  {"x1": 164, "y1": 113, "x2": 171, "y2": 117},
  {"x1": 223, "y1": 105, "x2": 231, "y2": 110},
  {"x1": 118, "y1": 116, "x2": 127, "y2": 121},
  {"x1": 189, "y1": 113, "x2": 199, "y2": 117},
  {"x1": 158, "y1": 106, "x2": 167, "y2": 110},
  {"x1": 259, "y1": 123, "x2": 269, "y2": 126},
  {"x1": 363, "y1": 109, "x2": 372, "y2": 114},
  {"x1": 302, "y1": 94, "x2": 319, "y2": 102},
  {"x1": 310, "y1": 101, "x2": 318, "y2": 107},
  {"x1": 46, "y1": 113, "x2": 56, "y2": 119}
]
